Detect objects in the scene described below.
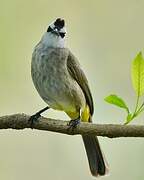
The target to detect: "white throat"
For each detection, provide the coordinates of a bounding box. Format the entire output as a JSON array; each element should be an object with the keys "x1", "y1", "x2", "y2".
[{"x1": 41, "y1": 32, "x2": 65, "y2": 48}]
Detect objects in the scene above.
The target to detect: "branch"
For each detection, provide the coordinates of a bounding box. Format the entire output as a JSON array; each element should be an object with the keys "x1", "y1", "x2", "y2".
[{"x1": 0, "y1": 113, "x2": 144, "y2": 138}]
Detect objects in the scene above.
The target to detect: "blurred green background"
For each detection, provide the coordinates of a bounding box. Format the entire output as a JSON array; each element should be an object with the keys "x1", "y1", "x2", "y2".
[{"x1": 0, "y1": 0, "x2": 144, "y2": 179}]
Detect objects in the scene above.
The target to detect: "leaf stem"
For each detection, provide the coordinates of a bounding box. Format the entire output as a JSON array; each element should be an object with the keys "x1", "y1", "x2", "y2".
[
  {"x1": 135, "y1": 102, "x2": 144, "y2": 115},
  {"x1": 133, "y1": 95, "x2": 140, "y2": 115}
]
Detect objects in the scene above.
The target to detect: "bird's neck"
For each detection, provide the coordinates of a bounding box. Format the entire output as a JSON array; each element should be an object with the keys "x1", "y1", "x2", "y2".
[{"x1": 41, "y1": 32, "x2": 66, "y2": 48}]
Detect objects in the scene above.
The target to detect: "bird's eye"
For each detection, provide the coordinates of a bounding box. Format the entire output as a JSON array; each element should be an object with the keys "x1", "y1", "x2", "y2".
[
  {"x1": 47, "y1": 26, "x2": 53, "y2": 32},
  {"x1": 59, "y1": 32, "x2": 65, "y2": 38}
]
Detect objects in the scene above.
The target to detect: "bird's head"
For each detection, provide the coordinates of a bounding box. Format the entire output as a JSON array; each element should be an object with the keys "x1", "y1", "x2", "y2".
[
  {"x1": 47, "y1": 18, "x2": 66, "y2": 38},
  {"x1": 41, "y1": 18, "x2": 67, "y2": 48}
]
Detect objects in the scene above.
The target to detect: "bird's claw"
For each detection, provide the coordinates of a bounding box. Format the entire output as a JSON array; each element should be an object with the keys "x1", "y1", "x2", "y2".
[
  {"x1": 68, "y1": 118, "x2": 80, "y2": 128},
  {"x1": 29, "y1": 113, "x2": 41, "y2": 128}
]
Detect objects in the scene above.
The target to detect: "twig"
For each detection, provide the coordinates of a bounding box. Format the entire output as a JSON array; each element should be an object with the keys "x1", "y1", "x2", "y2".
[{"x1": 0, "y1": 114, "x2": 144, "y2": 138}]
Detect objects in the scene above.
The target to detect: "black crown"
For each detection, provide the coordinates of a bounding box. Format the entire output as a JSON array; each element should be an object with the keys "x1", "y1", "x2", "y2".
[{"x1": 54, "y1": 18, "x2": 65, "y2": 29}]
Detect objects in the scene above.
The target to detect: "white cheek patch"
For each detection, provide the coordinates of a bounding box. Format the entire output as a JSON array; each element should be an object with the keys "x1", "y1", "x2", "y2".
[
  {"x1": 59, "y1": 27, "x2": 67, "y2": 33},
  {"x1": 50, "y1": 23, "x2": 55, "y2": 29},
  {"x1": 41, "y1": 32, "x2": 65, "y2": 48}
]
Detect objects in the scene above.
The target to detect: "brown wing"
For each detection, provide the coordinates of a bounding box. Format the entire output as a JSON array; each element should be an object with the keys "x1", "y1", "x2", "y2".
[{"x1": 67, "y1": 50, "x2": 94, "y2": 115}]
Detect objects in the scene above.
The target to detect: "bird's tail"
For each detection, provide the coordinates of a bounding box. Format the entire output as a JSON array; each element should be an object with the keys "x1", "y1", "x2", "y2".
[{"x1": 82, "y1": 135, "x2": 109, "y2": 177}]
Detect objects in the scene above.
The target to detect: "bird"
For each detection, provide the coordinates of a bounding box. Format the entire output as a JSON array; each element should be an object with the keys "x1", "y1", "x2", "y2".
[{"x1": 30, "y1": 18, "x2": 109, "y2": 177}]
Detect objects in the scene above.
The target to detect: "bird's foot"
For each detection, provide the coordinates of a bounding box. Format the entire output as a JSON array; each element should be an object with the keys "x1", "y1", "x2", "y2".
[
  {"x1": 29, "y1": 106, "x2": 49, "y2": 128},
  {"x1": 29, "y1": 112, "x2": 41, "y2": 128},
  {"x1": 68, "y1": 118, "x2": 80, "y2": 129}
]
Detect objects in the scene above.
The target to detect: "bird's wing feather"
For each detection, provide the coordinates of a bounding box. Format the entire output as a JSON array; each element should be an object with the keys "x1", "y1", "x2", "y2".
[{"x1": 67, "y1": 50, "x2": 94, "y2": 115}]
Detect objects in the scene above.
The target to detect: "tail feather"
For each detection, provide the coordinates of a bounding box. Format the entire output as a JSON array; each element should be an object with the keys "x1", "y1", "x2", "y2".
[{"x1": 82, "y1": 135, "x2": 109, "y2": 177}]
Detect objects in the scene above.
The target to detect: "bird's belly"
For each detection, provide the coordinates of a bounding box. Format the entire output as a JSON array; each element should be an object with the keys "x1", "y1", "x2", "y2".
[
  {"x1": 32, "y1": 69, "x2": 85, "y2": 112},
  {"x1": 31, "y1": 47, "x2": 86, "y2": 113},
  {"x1": 42, "y1": 78, "x2": 74, "y2": 110}
]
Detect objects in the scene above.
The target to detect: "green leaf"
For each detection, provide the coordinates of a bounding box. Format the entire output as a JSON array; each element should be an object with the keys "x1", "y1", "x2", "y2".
[
  {"x1": 104, "y1": 94, "x2": 129, "y2": 113},
  {"x1": 131, "y1": 52, "x2": 144, "y2": 96},
  {"x1": 125, "y1": 113, "x2": 133, "y2": 125}
]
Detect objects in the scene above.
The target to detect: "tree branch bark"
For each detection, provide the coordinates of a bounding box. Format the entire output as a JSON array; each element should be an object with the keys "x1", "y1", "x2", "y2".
[{"x1": 0, "y1": 113, "x2": 144, "y2": 138}]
